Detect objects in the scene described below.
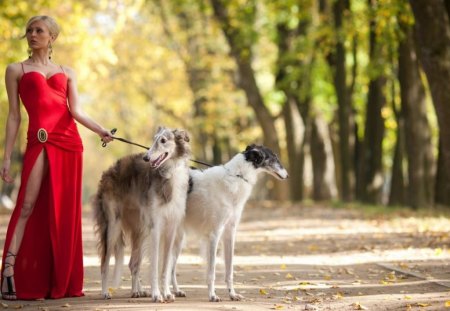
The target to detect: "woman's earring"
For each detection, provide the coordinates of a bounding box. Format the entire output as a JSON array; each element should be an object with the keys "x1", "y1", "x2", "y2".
[
  {"x1": 48, "y1": 42, "x2": 53, "y2": 59},
  {"x1": 27, "y1": 48, "x2": 32, "y2": 58}
]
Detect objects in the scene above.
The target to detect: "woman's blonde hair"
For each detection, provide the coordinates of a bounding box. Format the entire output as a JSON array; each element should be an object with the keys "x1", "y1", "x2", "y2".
[{"x1": 24, "y1": 15, "x2": 60, "y2": 40}]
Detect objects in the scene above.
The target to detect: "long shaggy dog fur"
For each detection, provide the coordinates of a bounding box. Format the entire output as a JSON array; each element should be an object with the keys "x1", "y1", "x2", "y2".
[{"x1": 93, "y1": 126, "x2": 190, "y2": 302}]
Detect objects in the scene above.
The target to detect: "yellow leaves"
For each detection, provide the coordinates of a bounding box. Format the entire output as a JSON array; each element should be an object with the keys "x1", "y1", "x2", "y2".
[
  {"x1": 435, "y1": 247, "x2": 443, "y2": 256},
  {"x1": 285, "y1": 273, "x2": 294, "y2": 279},
  {"x1": 445, "y1": 300, "x2": 450, "y2": 307},
  {"x1": 280, "y1": 264, "x2": 287, "y2": 270},
  {"x1": 332, "y1": 292, "x2": 344, "y2": 300},
  {"x1": 259, "y1": 288, "x2": 268, "y2": 295},
  {"x1": 416, "y1": 302, "x2": 430, "y2": 307},
  {"x1": 352, "y1": 302, "x2": 368, "y2": 310},
  {"x1": 308, "y1": 244, "x2": 319, "y2": 251},
  {"x1": 271, "y1": 305, "x2": 284, "y2": 310}
]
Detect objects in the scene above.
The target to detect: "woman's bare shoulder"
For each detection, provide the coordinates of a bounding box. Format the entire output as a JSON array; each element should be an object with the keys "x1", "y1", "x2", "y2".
[{"x1": 5, "y1": 63, "x2": 23, "y2": 80}]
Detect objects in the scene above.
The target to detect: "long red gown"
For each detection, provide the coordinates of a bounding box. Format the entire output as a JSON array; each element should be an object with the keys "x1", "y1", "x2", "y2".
[{"x1": 1, "y1": 67, "x2": 84, "y2": 299}]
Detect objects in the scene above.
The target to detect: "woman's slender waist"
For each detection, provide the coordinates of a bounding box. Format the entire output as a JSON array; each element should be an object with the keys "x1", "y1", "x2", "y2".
[{"x1": 26, "y1": 126, "x2": 83, "y2": 152}]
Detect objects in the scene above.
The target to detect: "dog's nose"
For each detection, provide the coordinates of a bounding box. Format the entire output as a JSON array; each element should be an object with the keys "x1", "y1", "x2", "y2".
[{"x1": 143, "y1": 154, "x2": 150, "y2": 162}]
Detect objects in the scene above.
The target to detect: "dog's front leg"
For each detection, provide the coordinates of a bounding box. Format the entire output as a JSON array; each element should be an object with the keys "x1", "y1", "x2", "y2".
[
  {"x1": 171, "y1": 228, "x2": 186, "y2": 297},
  {"x1": 160, "y1": 224, "x2": 177, "y2": 302},
  {"x1": 149, "y1": 225, "x2": 163, "y2": 302},
  {"x1": 207, "y1": 233, "x2": 222, "y2": 302},
  {"x1": 223, "y1": 222, "x2": 244, "y2": 301}
]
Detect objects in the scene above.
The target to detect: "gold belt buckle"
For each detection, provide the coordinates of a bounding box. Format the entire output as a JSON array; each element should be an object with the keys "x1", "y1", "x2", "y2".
[{"x1": 37, "y1": 128, "x2": 48, "y2": 143}]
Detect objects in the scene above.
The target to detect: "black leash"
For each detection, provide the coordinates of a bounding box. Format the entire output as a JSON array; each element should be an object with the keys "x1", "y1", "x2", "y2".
[{"x1": 102, "y1": 128, "x2": 213, "y2": 167}]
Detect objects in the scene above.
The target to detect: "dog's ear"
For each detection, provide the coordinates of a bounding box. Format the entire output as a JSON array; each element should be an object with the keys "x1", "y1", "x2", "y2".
[
  {"x1": 173, "y1": 129, "x2": 190, "y2": 142},
  {"x1": 245, "y1": 147, "x2": 264, "y2": 166}
]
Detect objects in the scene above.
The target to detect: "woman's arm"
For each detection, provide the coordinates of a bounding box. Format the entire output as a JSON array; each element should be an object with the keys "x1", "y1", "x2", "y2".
[
  {"x1": 1, "y1": 64, "x2": 22, "y2": 183},
  {"x1": 65, "y1": 66, "x2": 113, "y2": 144}
]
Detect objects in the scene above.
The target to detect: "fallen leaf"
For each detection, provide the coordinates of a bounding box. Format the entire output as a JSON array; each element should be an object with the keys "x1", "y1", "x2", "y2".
[
  {"x1": 61, "y1": 303, "x2": 71, "y2": 308},
  {"x1": 352, "y1": 302, "x2": 368, "y2": 310},
  {"x1": 416, "y1": 302, "x2": 430, "y2": 307},
  {"x1": 271, "y1": 305, "x2": 284, "y2": 310},
  {"x1": 285, "y1": 273, "x2": 294, "y2": 279},
  {"x1": 308, "y1": 244, "x2": 319, "y2": 251},
  {"x1": 404, "y1": 295, "x2": 412, "y2": 300},
  {"x1": 445, "y1": 300, "x2": 450, "y2": 307},
  {"x1": 280, "y1": 264, "x2": 287, "y2": 270},
  {"x1": 259, "y1": 289, "x2": 268, "y2": 295},
  {"x1": 333, "y1": 292, "x2": 344, "y2": 300}
]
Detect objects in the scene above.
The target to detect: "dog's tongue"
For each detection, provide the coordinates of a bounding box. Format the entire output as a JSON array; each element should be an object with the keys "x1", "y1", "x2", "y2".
[{"x1": 150, "y1": 153, "x2": 166, "y2": 168}]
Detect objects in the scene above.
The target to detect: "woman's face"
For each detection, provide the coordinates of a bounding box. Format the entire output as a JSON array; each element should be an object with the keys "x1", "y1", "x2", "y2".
[{"x1": 26, "y1": 20, "x2": 53, "y2": 51}]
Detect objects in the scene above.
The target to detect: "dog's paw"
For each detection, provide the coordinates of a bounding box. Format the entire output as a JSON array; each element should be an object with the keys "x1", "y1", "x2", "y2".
[
  {"x1": 174, "y1": 290, "x2": 186, "y2": 297},
  {"x1": 131, "y1": 291, "x2": 141, "y2": 298},
  {"x1": 140, "y1": 290, "x2": 151, "y2": 297},
  {"x1": 102, "y1": 292, "x2": 112, "y2": 300},
  {"x1": 230, "y1": 293, "x2": 244, "y2": 301},
  {"x1": 164, "y1": 293, "x2": 175, "y2": 302},
  {"x1": 209, "y1": 294, "x2": 221, "y2": 302},
  {"x1": 152, "y1": 293, "x2": 164, "y2": 303}
]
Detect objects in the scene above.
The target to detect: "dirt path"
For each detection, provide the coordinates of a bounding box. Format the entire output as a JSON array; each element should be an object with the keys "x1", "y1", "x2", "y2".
[{"x1": 1, "y1": 202, "x2": 449, "y2": 310}]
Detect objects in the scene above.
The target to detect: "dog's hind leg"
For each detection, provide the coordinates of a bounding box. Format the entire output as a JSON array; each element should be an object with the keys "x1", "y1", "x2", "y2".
[
  {"x1": 171, "y1": 229, "x2": 186, "y2": 297},
  {"x1": 207, "y1": 232, "x2": 222, "y2": 302},
  {"x1": 223, "y1": 222, "x2": 244, "y2": 301},
  {"x1": 112, "y1": 238, "x2": 124, "y2": 289},
  {"x1": 100, "y1": 246, "x2": 112, "y2": 299},
  {"x1": 129, "y1": 232, "x2": 149, "y2": 298}
]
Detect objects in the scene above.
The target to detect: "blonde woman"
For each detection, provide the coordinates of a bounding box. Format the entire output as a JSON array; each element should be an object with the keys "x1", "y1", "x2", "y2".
[{"x1": 1, "y1": 15, "x2": 113, "y2": 300}]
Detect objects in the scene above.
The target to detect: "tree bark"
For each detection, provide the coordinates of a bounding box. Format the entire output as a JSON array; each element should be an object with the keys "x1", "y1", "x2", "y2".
[
  {"x1": 328, "y1": 0, "x2": 355, "y2": 201},
  {"x1": 398, "y1": 24, "x2": 435, "y2": 208},
  {"x1": 409, "y1": 0, "x2": 450, "y2": 208}
]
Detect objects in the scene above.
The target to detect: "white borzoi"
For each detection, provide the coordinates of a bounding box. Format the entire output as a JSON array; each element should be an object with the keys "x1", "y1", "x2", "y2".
[
  {"x1": 171, "y1": 144, "x2": 288, "y2": 301},
  {"x1": 93, "y1": 126, "x2": 190, "y2": 302}
]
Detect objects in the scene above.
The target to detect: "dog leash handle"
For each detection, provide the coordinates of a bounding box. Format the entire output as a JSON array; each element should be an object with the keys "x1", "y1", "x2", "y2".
[{"x1": 102, "y1": 128, "x2": 117, "y2": 147}]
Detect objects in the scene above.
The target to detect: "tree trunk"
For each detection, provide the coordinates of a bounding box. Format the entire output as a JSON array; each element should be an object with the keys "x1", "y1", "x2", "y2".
[
  {"x1": 328, "y1": 0, "x2": 355, "y2": 201},
  {"x1": 210, "y1": 0, "x2": 280, "y2": 156},
  {"x1": 409, "y1": 0, "x2": 450, "y2": 208},
  {"x1": 311, "y1": 115, "x2": 337, "y2": 200},
  {"x1": 435, "y1": 139, "x2": 450, "y2": 206},
  {"x1": 283, "y1": 97, "x2": 305, "y2": 201},
  {"x1": 398, "y1": 24, "x2": 435, "y2": 208},
  {"x1": 389, "y1": 114, "x2": 406, "y2": 206},
  {"x1": 356, "y1": 0, "x2": 386, "y2": 204}
]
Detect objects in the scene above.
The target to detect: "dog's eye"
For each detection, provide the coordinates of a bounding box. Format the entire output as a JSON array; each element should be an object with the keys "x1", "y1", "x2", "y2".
[{"x1": 160, "y1": 138, "x2": 167, "y2": 144}]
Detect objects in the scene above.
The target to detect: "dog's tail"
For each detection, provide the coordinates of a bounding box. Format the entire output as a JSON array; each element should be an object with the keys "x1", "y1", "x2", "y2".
[{"x1": 93, "y1": 184, "x2": 125, "y2": 282}]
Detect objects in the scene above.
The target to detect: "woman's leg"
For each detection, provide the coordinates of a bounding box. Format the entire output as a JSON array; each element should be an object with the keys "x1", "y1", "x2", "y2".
[{"x1": 2, "y1": 150, "x2": 48, "y2": 300}]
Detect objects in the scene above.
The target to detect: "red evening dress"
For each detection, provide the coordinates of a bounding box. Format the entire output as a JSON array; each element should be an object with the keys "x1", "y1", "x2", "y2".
[{"x1": 1, "y1": 66, "x2": 84, "y2": 299}]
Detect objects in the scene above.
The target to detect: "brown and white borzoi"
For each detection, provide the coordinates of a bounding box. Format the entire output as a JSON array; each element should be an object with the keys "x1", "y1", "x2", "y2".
[{"x1": 93, "y1": 126, "x2": 190, "y2": 302}]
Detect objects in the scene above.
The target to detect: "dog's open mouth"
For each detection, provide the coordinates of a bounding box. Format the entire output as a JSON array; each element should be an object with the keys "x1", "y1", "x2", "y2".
[{"x1": 150, "y1": 152, "x2": 169, "y2": 168}]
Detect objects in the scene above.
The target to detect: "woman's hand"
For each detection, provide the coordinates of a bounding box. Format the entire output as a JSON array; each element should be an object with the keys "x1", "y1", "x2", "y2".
[
  {"x1": 1, "y1": 159, "x2": 14, "y2": 183},
  {"x1": 99, "y1": 129, "x2": 114, "y2": 145}
]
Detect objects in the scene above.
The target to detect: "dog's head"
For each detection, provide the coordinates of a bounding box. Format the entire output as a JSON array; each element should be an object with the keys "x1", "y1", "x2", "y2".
[
  {"x1": 243, "y1": 144, "x2": 288, "y2": 180},
  {"x1": 143, "y1": 126, "x2": 191, "y2": 168}
]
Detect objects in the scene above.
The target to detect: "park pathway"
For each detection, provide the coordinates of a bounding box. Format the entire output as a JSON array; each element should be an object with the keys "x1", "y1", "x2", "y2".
[{"x1": 1, "y1": 202, "x2": 449, "y2": 310}]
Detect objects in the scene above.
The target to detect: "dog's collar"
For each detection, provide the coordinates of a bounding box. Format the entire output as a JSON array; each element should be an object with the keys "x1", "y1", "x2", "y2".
[{"x1": 223, "y1": 166, "x2": 249, "y2": 184}]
